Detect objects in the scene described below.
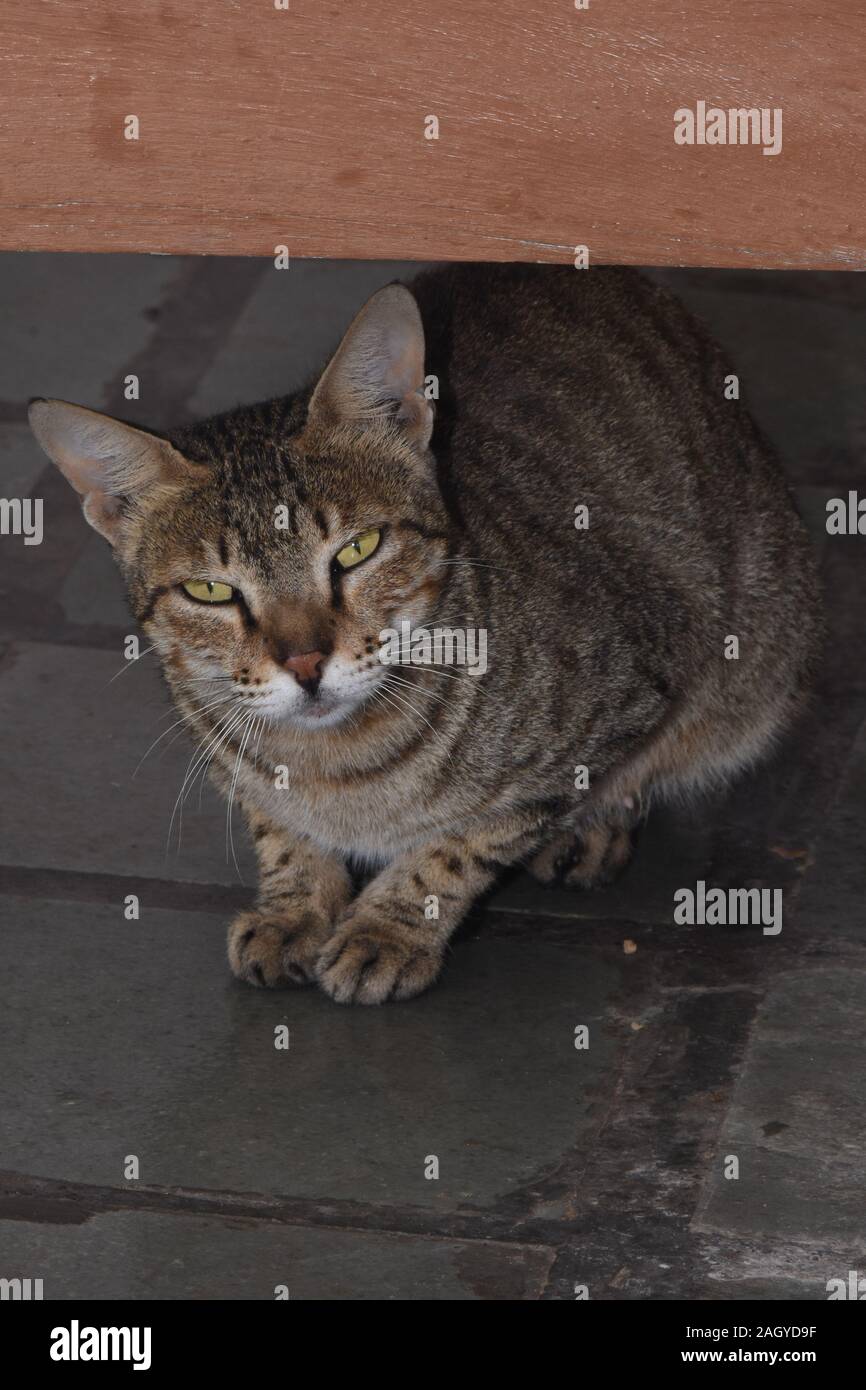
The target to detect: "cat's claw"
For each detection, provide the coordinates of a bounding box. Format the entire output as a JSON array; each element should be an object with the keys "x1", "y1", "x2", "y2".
[
  {"x1": 228, "y1": 908, "x2": 329, "y2": 988},
  {"x1": 315, "y1": 918, "x2": 443, "y2": 1005}
]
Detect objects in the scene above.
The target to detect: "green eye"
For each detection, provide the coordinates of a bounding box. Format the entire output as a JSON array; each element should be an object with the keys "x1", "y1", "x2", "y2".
[
  {"x1": 182, "y1": 580, "x2": 235, "y2": 604},
  {"x1": 335, "y1": 528, "x2": 381, "y2": 570}
]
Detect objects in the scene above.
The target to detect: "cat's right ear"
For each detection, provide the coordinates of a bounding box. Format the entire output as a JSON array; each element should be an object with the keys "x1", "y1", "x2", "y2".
[
  {"x1": 306, "y1": 284, "x2": 433, "y2": 450},
  {"x1": 28, "y1": 399, "x2": 203, "y2": 545}
]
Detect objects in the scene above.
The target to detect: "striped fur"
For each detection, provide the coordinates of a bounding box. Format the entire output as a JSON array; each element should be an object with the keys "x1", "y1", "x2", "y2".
[{"x1": 30, "y1": 265, "x2": 821, "y2": 1003}]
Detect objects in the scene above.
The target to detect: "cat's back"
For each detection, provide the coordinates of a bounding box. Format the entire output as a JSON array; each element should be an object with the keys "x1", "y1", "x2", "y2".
[
  {"x1": 410, "y1": 261, "x2": 811, "y2": 578},
  {"x1": 410, "y1": 261, "x2": 745, "y2": 485},
  {"x1": 409, "y1": 261, "x2": 820, "y2": 687}
]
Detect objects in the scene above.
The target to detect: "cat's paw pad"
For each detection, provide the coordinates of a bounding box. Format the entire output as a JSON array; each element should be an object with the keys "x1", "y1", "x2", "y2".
[
  {"x1": 315, "y1": 918, "x2": 443, "y2": 1005},
  {"x1": 228, "y1": 909, "x2": 326, "y2": 988}
]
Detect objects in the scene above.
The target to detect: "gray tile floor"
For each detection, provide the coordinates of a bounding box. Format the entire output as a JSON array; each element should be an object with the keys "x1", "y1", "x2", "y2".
[{"x1": 1, "y1": 255, "x2": 864, "y2": 1300}]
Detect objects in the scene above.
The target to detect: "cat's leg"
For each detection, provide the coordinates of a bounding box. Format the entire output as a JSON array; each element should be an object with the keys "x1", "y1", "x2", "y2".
[
  {"x1": 228, "y1": 808, "x2": 353, "y2": 988},
  {"x1": 316, "y1": 810, "x2": 549, "y2": 1004}
]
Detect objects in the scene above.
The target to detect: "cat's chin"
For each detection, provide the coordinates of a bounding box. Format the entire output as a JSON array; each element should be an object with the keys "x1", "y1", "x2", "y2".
[{"x1": 286, "y1": 696, "x2": 359, "y2": 732}]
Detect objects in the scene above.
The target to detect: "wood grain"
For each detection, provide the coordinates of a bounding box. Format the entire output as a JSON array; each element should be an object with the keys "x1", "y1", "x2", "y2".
[{"x1": 0, "y1": 1, "x2": 862, "y2": 267}]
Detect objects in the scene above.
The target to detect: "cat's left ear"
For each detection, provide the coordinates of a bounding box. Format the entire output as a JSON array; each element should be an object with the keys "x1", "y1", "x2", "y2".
[
  {"x1": 307, "y1": 284, "x2": 433, "y2": 450},
  {"x1": 28, "y1": 399, "x2": 204, "y2": 545}
]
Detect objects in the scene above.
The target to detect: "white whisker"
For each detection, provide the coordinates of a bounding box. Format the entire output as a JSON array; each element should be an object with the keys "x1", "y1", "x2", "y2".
[
  {"x1": 383, "y1": 672, "x2": 451, "y2": 707},
  {"x1": 226, "y1": 713, "x2": 256, "y2": 881},
  {"x1": 133, "y1": 695, "x2": 238, "y2": 777},
  {"x1": 167, "y1": 706, "x2": 244, "y2": 856},
  {"x1": 375, "y1": 681, "x2": 455, "y2": 768},
  {"x1": 105, "y1": 646, "x2": 156, "y2": 686}
]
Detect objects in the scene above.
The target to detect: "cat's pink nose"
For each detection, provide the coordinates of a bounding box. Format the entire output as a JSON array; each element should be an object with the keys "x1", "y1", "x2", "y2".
[{"x1": 283, "y1": 649, "x2": 327, "y2": 694}]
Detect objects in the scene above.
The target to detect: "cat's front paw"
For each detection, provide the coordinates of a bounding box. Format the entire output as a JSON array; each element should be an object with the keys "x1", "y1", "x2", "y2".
[
  {"x1": 228, "y1": 908, "x2": 332, "y2": 988},
  {"x1": 315, "y1": 914, "x2": 444, "y2": 1005}
]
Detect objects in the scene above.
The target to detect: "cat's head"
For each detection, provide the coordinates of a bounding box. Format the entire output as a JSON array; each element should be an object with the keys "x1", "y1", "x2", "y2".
[{"x1": 30, "y1": 283, "x2": 451, "y2": 730}]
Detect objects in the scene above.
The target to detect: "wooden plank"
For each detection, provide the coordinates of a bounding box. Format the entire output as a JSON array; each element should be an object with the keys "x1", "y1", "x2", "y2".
[{"x1": 0, "y1": 0, "x2": 862, "y2": 267}]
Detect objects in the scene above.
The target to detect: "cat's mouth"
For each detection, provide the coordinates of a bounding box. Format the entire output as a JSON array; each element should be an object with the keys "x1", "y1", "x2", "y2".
[
  {"x1": 252, "y1": 665, "x2": 386, "y2": 732},
  {"x1": 286, "y1": 688, "x2": 361, "y2": 731}
]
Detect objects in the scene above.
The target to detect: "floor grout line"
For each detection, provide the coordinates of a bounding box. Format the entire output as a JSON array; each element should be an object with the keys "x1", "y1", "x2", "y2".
[{"x1": 0, "y1": 1170, "x2": 561, "y2": 1250}]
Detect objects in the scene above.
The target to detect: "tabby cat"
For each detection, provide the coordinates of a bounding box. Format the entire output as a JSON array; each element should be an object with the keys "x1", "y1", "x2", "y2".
[{"x1": 29, "y1": 265, "x2": 820, "y2": 1003}]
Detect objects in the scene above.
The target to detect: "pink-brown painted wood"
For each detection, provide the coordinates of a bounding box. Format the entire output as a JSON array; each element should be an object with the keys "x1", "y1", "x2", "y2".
[{"x1": 0, "y1": 1, "x2": 862, "y2": 267}]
